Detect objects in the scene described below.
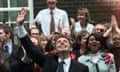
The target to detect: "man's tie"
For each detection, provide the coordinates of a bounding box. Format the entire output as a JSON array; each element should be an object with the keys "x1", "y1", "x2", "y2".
[
  {"x1": 50, "y1": 10, "x2": 55, "y2": 34},
  {"x1": 57, "y1": 61, "x2": 65, "y2": 72},
  {"x1": 95, "y1": 63, "x2": 99, "y2": 72},
  {"x1": 3, "y1": 45, "x2": 8, "y2": 53}
]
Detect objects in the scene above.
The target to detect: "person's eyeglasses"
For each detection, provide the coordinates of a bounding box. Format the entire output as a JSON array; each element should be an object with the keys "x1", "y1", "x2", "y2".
[
  {"x1": 96, "y1": 29, "x2": 105, "y2": 32},
  {"x1": 100, "y1": 29, "x2": 104, "y2": 32},
  {"x1": 47, "y1": 2, "x2": 56, "y2": 4}
]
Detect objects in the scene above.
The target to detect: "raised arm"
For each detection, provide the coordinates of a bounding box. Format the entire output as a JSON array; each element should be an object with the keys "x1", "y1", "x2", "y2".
[
  {"x1": 112, "y1": 15, "x2": 120, "y2": 34},
  {"x1": 16, "y1": 8, "x2": 27, "y2": 26},
  {"x1": 103, "y1": 15, "x2": 114, "y2": 38},
  {"x1": 103, "y1": 15, "x2": 120, "y2": 37},
  {"x1": 16, "y1": 8, "x2": 46, "y2": 67}
]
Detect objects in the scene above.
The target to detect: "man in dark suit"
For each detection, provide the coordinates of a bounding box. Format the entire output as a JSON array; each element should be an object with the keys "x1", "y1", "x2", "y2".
[
  {"x1": 0, "y1": 25, "x2": 33, "y2": 72},
  {"x1": 0, "y1": 39, "x2": 7, "y2": 72},
  {"x1": 16, "y1": 8, "x2": 89, "y2": 72}
]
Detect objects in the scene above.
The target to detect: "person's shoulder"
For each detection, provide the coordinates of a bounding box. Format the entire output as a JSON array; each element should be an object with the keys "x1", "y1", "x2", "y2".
[
  {"x1": 78, "y1": 55, "x2": 88, "y2": 59},
  {"x1": 72, "y1": 60, "x2": 87, "y2": 66},
  {"x1": 75, "y1": 21, "x2": 80, "y2": 24},
  {"x1": 38, "y1": 8, "x2": 49, "y2": 14},
  {"x1": 88, "y1": 23, "x2": 94, "y2": 27},
  {"x1": 105, "y1": 52, "x2": 114, "y2": 58},
  {"x1": 78, "y1": 55, "x2": 89, "y2": 62},
  {"x1": 71, "y1": 60, "x2": 88, "y2": 71},
  {"x1": 101, "y1": 52, "x2": 114, "y2": 56}
]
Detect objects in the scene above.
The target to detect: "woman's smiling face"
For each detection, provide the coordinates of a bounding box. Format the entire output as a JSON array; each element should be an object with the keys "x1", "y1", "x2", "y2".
[{"x1": 88, "y1": 35, "x2": 101, "y2": 53}]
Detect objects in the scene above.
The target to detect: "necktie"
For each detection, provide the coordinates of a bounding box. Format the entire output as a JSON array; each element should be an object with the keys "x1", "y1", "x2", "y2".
[
  {"x1": 95, "y1": 63, "x2": 99, "y2": 72},
  {"x1": 50, "y1": 10, "x2": 55, "y2": 34},
  {"x1": 3, "y1": 45, "x2": 8, "y2": 53},
  {"x1": 57, "y1": 61, "x2": 65, "y2": 72}
]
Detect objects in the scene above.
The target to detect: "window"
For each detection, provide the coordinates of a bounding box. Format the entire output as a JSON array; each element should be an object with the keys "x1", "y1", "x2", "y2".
[{"x1": 0, "y1": 0, "x2": 34, "y2": 44}]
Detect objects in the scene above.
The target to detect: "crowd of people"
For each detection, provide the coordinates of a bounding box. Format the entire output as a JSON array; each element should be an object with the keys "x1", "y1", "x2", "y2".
[{"x1": 0, "y1": 0, "x2": 120, "y2": 72}]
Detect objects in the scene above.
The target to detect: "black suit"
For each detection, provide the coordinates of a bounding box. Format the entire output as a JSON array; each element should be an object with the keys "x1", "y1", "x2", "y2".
[{"x1": 20, "y1": 36, "x2": 89, "y2": 72}]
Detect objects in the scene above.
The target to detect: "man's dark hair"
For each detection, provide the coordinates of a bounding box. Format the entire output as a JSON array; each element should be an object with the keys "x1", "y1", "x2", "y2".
[{"x1": 0, "y1": 25, "x2": 13, "y2": 39}]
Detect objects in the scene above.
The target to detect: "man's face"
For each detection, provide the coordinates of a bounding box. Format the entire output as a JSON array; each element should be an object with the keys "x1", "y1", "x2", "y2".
[
  {"x1": 55, "y1": 37, "x2": 72, "y2": 53},
  {"x1": 0, "y1": 29, "x2": 7, "y2": 43},
  {"x1": 112, "y1": 34, "x2": 120, "y2": 48},
  {"x1": 94, "y1": 24, "x2": 106, "y2": 35},
  {"x1": 46, "y1": 0, "x2": 57, "y2": 9},
  {"x1": 31, "y1": 29, "x2": 40, "y2": 38}
]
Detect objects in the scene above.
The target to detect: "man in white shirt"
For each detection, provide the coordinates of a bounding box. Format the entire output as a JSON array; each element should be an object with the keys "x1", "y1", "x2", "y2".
[{"x1": 32, "y1": 0, "x2": 70, "y2": 36}]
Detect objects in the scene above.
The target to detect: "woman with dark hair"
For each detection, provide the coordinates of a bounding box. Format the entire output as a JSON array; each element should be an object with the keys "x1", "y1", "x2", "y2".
[{"x1": 78, "y1": 33, "x2": 116, "y2": 72}]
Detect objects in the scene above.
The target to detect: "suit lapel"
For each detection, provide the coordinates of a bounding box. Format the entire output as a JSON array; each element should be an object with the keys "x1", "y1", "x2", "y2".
[
  {"x1": 10, "y1": 43, "x2": 15, "y2": 56},
  {"x1": 0, "y1": 52, "x2": 10, "y2": 63},
  {"x1": 69, "y1": 60, "x2": 81, "y2": 72},
  {"x1": 69, "y1": 60, "x2": 78, "y2": 72},
  {"x1": 52, "y1": 55, "x2": 59, "y2": 72},
  {"x1": 43, "y1": 54, "x2": 59, "y2": 72},
  {"x1": 10, "y1": 44, "x2": 24, "y2": 60},
  {"x1": 69, "y1": 61, "x2": 73, "y2": 72}
]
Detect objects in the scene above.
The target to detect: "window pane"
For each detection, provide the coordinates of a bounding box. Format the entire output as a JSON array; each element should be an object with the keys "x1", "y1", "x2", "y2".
[
  {"x1": 0, "y1": 0, "x2": 8, "y2": 7},
  {"x1": 0, "y1": 11, "x2": 8, "y2": 23},
  {"x1": 8, "y1": 11, "x2": 29, "y2": 21},
  {"x1": 10, "y1": 0, "x2": 28, "y2": 7}
]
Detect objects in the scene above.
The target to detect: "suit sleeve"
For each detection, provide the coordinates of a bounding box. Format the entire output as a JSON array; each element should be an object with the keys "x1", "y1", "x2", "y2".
[
  {"x1": 20, "y1": 36, "x2": 46, "y2": 67},
  {"x1": 15, "y1": 25, "x2": 46, "y2": 67}
]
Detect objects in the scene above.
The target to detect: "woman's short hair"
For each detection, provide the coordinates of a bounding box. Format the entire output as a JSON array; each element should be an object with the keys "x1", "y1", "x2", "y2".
[{"x1": 77, "y1": 7, "x2": 91, "y2": 22}]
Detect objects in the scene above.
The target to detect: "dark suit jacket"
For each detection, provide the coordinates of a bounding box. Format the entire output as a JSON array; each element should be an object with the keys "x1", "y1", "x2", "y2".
[
  {"x1": 0, "y1": 64, "x2": 7, "y2": 72},
  {"x1": 20, "y1": 36, "x2": 89, "y2": 72},
  {"x1": 1, "y1": 43, "x2": 33, "y2": 72}
]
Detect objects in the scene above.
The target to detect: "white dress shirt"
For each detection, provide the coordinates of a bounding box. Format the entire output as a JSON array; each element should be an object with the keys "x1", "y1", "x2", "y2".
[
  {"x1": 32, "y1": 8, "x2": 70, "y2": 36},
  {"x1": 3, "y1": 40, "x2": 13, "y2": 54},
  {"x1": 58, "y1": 57, "x2": 71, "y2": 72},
  {"x1": 74, "y1": 21, "x2": 94, "y2": 34}
]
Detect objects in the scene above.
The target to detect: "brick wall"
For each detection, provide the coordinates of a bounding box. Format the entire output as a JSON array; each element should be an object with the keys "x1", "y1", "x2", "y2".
[{"x1": 34, "y1": 0, "x2": 120, "y2": 24}]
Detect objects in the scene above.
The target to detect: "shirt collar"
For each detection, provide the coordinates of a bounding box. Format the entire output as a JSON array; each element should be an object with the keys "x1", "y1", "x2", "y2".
[
  {"x1": 48, "y1": 7, "x2": 58, "y2": 13},
  {"x1": 86, "y1": 51, "x2": 103, "y2": 63},
  {"x1": 6, "y1": 40, "x2": 12, "y2": 47},
  {"x1": 58, "y1": 57, "x2": 71, "y2": 65},
  {"x1": 5, "y1": 40, "x2": 12, "y2": 54}
]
